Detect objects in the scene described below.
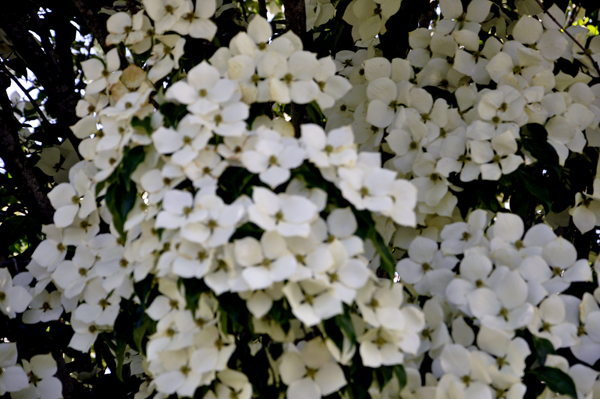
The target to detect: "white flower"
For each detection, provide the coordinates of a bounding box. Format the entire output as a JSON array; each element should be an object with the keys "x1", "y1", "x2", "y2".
[
  {"x1": 300, "y1": 124, "x2": 357, "y2": 168},
  {"x1": 47, "y1": 181, "x2": 96, "y2": 229},
  {"x1": 12, "y1": 354, "x2": 62, "y2": 399},
  {"x1": 22, "y1": 290, "x2": 63, "y2": 324},
  {"x1": 81, "y1": 49, "x2": 121, "y2": 94},
  {"x1": 52, "y1": 245, "x2": 97, "y2": 299},
  {"x1": 241, "y1": 127, "x2": 305, "y2": 188},
  {"x1": 143, "y1": 0, "x2": 191, "y2": 34},
  {"x1": 283, "y1": 280, "x2": 342, "y2": 326},
  {"x1": 0, "y1": 343, "x2": 29, "y2": 395},
  {"x1": 437, "y1": 344, "x2": 494, "y2": 399},
  {"x1": 234, "y1": 232, "x2": 297, "y2": 290},
  {"x1": 147, "y1": 35, "x2": 187, "y2": 83},
  {"x1": 106, "y1": 11, "x2": 146, "y2": 46},
  {"x1": 279, "y1": 338, "x2": 347, "y2": 399},
  {"x1": 396, "y1": 236, "x2": 457, "y2": 291},
  {"x1": 265, "y1": 51, "x2": 321, "y2": 104},
  {"x1": 358, "y1": 327, "x2": 405, "y2": 367},
  {"x1": 146, "y1": 279, "x2": 187, "y2": 321},
  {"x1": 31, "y1": 226, "x2": 68, "y2": 271},
  {"x1": 440, "y1": 209, "x2": 489, "y2": 255},
  {"x1": 166, "y1": 61, "x2": 237, "y2": 115},
  {"x1": 191, "y1": 325, "x2": 236, "y2": 374},
  {"x1": 248, "y1": 187, "x2": 318, "y2": 237},
  {"x1": 171, "y1": 0, "x2": 217, "y2": 40},
  {"x1": 570, "y1": 193, "x2": 600, "y2": 234},
  {"x1": 0, "y1": 269, "x2": 32, "y2": 318},
  {"x1": 337, "y1": 154, "x2": 396, "y2": 214},
  {"x1": 182, "y1": 194, "x2": 244, "y2": 247},
  {"x1": 528, "y1": 294, "x2": 578, "y2": 349},
  {"x1": 205, "y1": 369, "x2": 252, "y2": 399},
  {"x1": 477, "y1": 86, "x2": 526, "y2": 123}
]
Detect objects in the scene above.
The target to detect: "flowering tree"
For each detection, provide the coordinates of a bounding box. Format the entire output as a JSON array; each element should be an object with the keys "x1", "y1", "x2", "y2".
[{"x1": 2, "y1": 0, "x2": 600, "y2": 397}]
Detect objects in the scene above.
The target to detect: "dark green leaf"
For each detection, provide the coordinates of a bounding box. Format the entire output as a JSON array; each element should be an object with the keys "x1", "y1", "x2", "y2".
[
  {"x1": 306, "y1": 101, "x2": 325, "y2": 124},
  {"x1": 160, "y1": 103, "x2": 188, "y2": 128},
  {"x1": 335, "y1": 312, "x2": 356, "y2": 345},
  {"x1": 95, "y1": 179, "x2": 106, "y2": 197},
  {"x1": 131, "y1": 116, "x2": 153, "y2": 135},
  {"x1": 133, "y1": 315, "x2": 152, "y2": 355},
  {"x1": 0, "y1": 215, "x2": 39, "y2": 249},
  {"x1": 121, "y1": 146, "x2": 146, "y2": 187},
  {"x1": 105, "y1": 181, "x2": 138, "y2": 242},
  {"x1": 529, "y1": 367, "x2": 577, "y2": 399},
  {"x1": 291, "y1": 163, "x2": 329, "y2": 191},
  {"x1": 393, "y1": 365, "x2": 407, "y2": 391},
  {"x1": 520, "y1": 124, "x2": 559, "y2": 167},
  {"x1": 269, "y1": 342, "x2": 283, "y2": 360},
  {"x1": 354, "y1": 210, "x2": 395, "y2": 279},
  {"x1": 375, "y1": 366, "x2": 394, "y2": 389},
  {"x1": 531, "y1": 336, "x2": 555, "y2": 366},
  {"x1": 193, "y1": 385, "x2": 213, "y2": 399},
  {"x1": 367, "y1": 225, "x2": 395, "y2": 279},
  {"x1": 517, "y1": 169, "x2": 552, "y2": 211},
  {"x1": 115, "y1": 343, "x2": 125, "y2": 382},
  {"x1": 324, "y1": 317, "x2": 344, "y2": 352}
]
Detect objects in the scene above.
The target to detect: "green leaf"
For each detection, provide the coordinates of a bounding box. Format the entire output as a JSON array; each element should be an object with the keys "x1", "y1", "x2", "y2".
[
  {"x1": 160, "y1": 102, "x2": 188, "y2": 128},
  {"x1": 335, "y1": 312, "x2": 356, "y2": 345},
  {"x1": 131, "y1": 116, "x2": 152, "y2": 135},
  {"x1": 105, "y1": 181, "x2": 138, "y2": 242},
  {"x1": 531, "y1": 336, "x2": 555, "y2": 366},
  {"x1": 306, "y1": 101, "x2": 325, "y2": 124},
  {"x1": 120, "y1": 146, "x2": 146, "y2": 187},
  {"x1": 95, "y1": 179, "x2": 107, "y2": 197},
  {"x1": 324, "y1": 317, "x2": 344, "y2": 352},
  {"x1": 0, "y1": 215, "x2": 39, "y2": 249},
  {"x1": 354, "y1": 210, "x2": 395, "y2": 279},
  {"x1": 115, "y1": 343, "x2": 125, "y2": 382},
  {"x1": 133, "y1": 316, "x2": 152, "y2": 355},
  {"x1": 529, "y1": 367, "x2": 577, "y2": 399},
  {"x1": 291, "y1": 162, "x2": 329, "y2": 191},
  {"x1": 517, "y1": 169, "x2": 552, "y2": 211},
  {"x1": 393, "y1": 365, "x2": 407, "y2": 391},
  {"x1": 520, "y1": 124, "x2": 559, "y2": 167},
  {"x1": 375, "y1": 366, "x2": 394, "y2": 389},
  {"x1": 367, "y1": 224, "x2": 395, "y2": 279},
  {"x1": 193, "y1": 385, "x2": 213, "y2": 399}
]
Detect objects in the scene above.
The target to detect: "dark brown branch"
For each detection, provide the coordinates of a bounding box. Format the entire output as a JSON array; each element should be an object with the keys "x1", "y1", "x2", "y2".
[
  {"x1": 282, "y1": 0, "x2": 312, "y2": 50},
  {"x1": 0, "y1": 257, "x2": 30, "y2": 274},
  {"x1": 0, "y1": 63, "x2": 53, "y2": 130},
  {"x1": 0, "y1": 76, "x2": 54, "y2": 225},
  {"x1": 258, "y1": 0, "x2": 268, "y2": 19},
  {"x1": 0, "y1": 5, "x2": 82, "y2": 151},
  {"x1": 70, "y1": 0, "x2": 112, "y2": 53},
  {"x1": 281, "y1": 0, "x2": 313, "y2": 137},
  {"x1": 418, "y1": 0, "x2": 437, "y2": 28},
  {"x1": 54, "y1": 350, "x2": 77, "y2": 399},
  {"x1": 534, "y1": 0, "x2": 600, "y2": 77}
]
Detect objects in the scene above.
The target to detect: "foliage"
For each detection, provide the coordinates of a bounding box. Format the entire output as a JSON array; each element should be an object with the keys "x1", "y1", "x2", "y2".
[{"x1": 2, "y1": 0, "x2": 600, "y2": 398}]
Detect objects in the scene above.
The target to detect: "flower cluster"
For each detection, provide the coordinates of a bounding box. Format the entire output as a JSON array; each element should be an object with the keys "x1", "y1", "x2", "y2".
[{"x1": 4, "y1": 0, "x2": 600, "y2": 398}]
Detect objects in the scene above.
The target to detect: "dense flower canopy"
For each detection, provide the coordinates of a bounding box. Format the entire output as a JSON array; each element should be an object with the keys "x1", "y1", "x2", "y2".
[{"x1": 2, "y1": 0, "x2": 600, "y2": 398}]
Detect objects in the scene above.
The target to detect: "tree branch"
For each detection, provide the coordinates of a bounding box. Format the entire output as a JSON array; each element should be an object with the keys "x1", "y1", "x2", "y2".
[
  {"x1": 282, "y1": 0, "x2": 312, "y2": 50},
  {"x1": 258, "y1": 0, "x2": 268, "y2": 19},
  {"x1": 0, "y1": 4, "x2": 82, "y2": 151},
  {"x1": 0, "y1": 75, "x2": 54, "y2": 225},
  {"x1": 534, "y1": 0, "x2": 600, "y2": 77},
  {"x1": 281, "y1": 0, "x2": 313, "y2": 137},
  {"x1": 0, "y1": 63, "x2": 53, "y2": 130},
  {"x1": 70, "y1": 0, "x2": 112, "y2": 53}
]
